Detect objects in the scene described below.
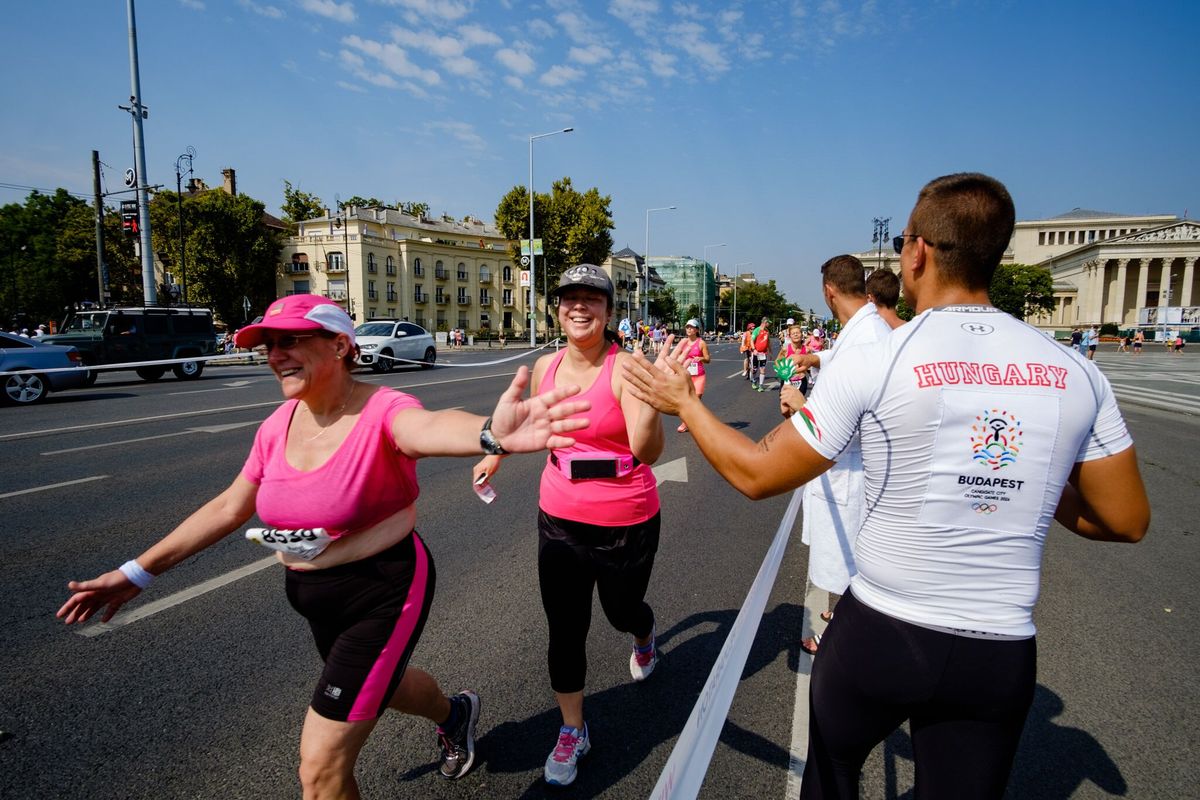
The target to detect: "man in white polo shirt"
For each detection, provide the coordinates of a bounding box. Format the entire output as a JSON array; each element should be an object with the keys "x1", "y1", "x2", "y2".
[
  {"x1": 622, "y1": 172, "x2": 1149, "y2": 799},
  {"x1": 780, "y1": 255, "x2": 892, "y2": 655}
]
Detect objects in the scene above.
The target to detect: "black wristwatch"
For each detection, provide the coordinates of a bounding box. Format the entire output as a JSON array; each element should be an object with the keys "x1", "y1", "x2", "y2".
[{"x1": 480, "y1": 416, "x2": 508, "y2": 455}]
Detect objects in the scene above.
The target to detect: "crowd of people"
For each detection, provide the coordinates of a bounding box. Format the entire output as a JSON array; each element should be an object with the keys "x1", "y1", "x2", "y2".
[{"x1": 57, "y1": 172, "x2": 1152, "y2": 800}]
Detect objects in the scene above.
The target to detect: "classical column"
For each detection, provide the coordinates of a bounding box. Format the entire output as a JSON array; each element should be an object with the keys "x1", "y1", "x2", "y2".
[
  {"x1": 1160, "y1": 259, "x2": 1174, "y2": 309},
  {"x1": 1087, "y1": 259, "x2": 1106, "y2": 324},
  {"x1": 1112, "y1": 258, "x2": 1129, "y2": 325},
  {"x1": 1135, "y1": 259, "x2": 1150, "y2": 317},
  {"x1": 1182, "y1": 256, "x2": 1196, "y2": 307}
]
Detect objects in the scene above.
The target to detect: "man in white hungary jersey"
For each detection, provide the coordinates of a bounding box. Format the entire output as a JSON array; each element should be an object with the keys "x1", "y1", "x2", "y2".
[{"x1": 623, "y1": 172, "x2": 1150, "y2": 800}]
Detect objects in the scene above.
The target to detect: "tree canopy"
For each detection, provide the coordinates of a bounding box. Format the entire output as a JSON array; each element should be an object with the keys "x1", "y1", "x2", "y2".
[
  {"x1": 729, "y1": 280, "x2": 793, "y2": 325},
  {"x1": 989, "y1": 263, "x2": 1055, "y2": 320},
  {"x1": 153, "y1": 188, "x2": 283, "y2": 327},
  {"x1": 281, "y1": 180, "x2": 325, "y2": 224},
  {"x1": 648, "y1": 286, "x2": 679, "y2": 326},
  {"x1": 494, "y1": 177, "x2": 614, "y2": 298}
]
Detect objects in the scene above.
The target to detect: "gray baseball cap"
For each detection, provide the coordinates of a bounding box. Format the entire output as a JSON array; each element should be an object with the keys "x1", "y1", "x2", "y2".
[{"x1": 552, "y1": 263, "x2": 614, "y2": 303}]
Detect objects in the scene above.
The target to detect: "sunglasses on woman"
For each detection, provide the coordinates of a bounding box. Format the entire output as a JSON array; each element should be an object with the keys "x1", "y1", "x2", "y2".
[{"x1": 252, "y1": 333, "x2": 329, "y2": 354}]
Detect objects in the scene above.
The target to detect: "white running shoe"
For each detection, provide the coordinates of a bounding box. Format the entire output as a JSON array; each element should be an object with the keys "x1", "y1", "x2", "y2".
[
  {"x1": 629, "y1": 628, "x2": 659, "y2": 681},
  {"x1": 544, "y1": 723, "x2": 591, "y2": 786}
]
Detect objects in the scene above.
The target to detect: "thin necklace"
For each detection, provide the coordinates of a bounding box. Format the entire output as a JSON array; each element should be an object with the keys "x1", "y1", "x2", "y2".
[{"x1": 305, "y1": 383, "x2": 356, "y2": 443}]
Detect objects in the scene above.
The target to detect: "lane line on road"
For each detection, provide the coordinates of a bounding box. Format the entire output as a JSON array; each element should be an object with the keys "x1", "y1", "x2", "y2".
[
  {"x1": 1, "y1": 370, "x2": 519, "y2": 443},
  {"x1": 787, "y1": 581, "x2": 826, "y2": 799},
  {"x1": 77, "y1": 557, "x2": 278, "y2": 638},
  {"x1": 0, "y1": 475, "x2": 109, "y2": 500},
  {"x1": 41, "y1": 421, "x2": 261, "y2": 455}
]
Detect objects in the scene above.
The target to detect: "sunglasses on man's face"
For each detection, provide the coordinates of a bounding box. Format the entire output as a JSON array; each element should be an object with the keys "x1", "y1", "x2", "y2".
[
  {"x1": 252, "y1": 333, "x2": 321, "y2": 354},
  {"x1": 893, "y1": 234, "x2": 918, "y2": 254}
]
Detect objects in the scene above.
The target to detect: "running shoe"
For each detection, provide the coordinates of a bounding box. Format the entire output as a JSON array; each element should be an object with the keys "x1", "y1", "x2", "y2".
[
  {"x1": 629, "y1": 627, "x2": 658, "y2": 681},
  {"x1": 436, "y1": 691, "x2": 480, "y2": 779},
  {"x1": 544, "y1": 723, "x2": 591, "y2": 786}
]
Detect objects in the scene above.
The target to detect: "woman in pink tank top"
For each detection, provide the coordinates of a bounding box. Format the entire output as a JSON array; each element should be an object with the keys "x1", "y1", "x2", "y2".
[
  {"x1": 473, "y1": 264, "x2": 667, "y2": 787},
  {"x1": 678, "y1": 318, "x2": 711, "y2": 432},
  {"x1": 59, "y1": 295, "x2": 589, "y2": 795}
]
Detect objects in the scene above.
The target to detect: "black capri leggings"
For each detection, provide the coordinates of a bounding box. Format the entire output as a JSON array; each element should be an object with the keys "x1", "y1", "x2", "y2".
[
  {"x1": 537, "y1": 509, "x2": 660, "y2": 694},
  {"x1": 801, "y1": 590, "x2": 1036, "y2": 800}
]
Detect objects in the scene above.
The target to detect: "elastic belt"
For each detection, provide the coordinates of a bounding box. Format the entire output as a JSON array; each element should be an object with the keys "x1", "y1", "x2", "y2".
[{"x1": 550, "y1": 453, "x2": 641, "y2": 468}]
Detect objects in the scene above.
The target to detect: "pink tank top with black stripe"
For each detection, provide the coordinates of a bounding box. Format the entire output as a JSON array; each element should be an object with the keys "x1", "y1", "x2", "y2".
[{"x1": 538, "y1": 343, "x2": 660, "y2": 526}]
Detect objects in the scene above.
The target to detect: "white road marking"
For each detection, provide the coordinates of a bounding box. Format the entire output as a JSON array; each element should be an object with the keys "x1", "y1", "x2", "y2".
[
  {"x1": 652, "y1": 456, "x2": 688, "y2": 486},
  {"x1": 41, "y1": 421, "x2": 261, "y2": 455},
  {"x1": 77, "y1": 557, "x2": 278, "y2": 638},
  {"x1": 787, "y1": 580, "x2": 829, "y2": 799},
  {"x1": 0, "y1": 475, "x2": 109, "y2": 500}
]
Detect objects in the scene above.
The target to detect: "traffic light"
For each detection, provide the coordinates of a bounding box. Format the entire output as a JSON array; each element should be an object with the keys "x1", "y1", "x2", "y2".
[{"x1": 120, "y1": 200, "x2": 138, "y2": 236}]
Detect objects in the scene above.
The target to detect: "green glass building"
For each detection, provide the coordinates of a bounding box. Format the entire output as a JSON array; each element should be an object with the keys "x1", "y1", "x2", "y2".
[{"x1": 648, "y1": 256, "x2": 719, "y2": 330}]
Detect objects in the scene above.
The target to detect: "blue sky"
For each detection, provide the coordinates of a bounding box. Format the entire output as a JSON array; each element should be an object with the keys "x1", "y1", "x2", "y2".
[{"x1": 1, "y1": 0, "x2": 1196, "y2": 312}]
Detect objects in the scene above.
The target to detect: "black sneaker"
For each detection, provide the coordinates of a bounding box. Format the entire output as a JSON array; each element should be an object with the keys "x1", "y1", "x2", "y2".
[{"x1": 436, "y1": 691, "x2": 480, "y2": 779}]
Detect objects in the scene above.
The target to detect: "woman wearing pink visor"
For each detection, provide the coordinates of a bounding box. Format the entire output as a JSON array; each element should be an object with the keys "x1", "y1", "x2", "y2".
[{"x1": 58, "y1": 294, "x2": 590, "y2": 798}]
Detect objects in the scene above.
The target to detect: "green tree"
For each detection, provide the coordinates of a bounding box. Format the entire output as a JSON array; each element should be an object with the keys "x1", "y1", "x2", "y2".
[
  {"x1": 648, "y1": 286, "x2": 679, "y2": 326},
  {"x1": 153, "y1": 190, "x2": 282, "y2": 327},
  {"x1": 343, "y1": 195, "x2": 387, "y2": 209},
  {"x1": 56, "y1": 203, "x2": 141, "y2": 307},
  {"x1": 734, "y1": 280, "x2": 792, "y2": 324},
  {"x1": 281, "y1": 180, "x2": 325, "y2": 224},
  {"x1": 684, "y1": 303, "x2": 701, "y2": 324},
  {"x1": 989, "y1": 263, "x2": 1054, "y2": 320},
  {"x1": 400, "y1": 201, "x2": 430, "y2": 218},
  {"x1": 494, "y1": 177, "x2": 614, "y2": 300},
  {"x1": 895, "y1": 294, "x2": 915, "y2": 322}
]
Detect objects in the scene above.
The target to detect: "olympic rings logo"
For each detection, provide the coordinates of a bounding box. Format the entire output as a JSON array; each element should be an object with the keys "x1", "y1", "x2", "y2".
[{"x1": 972, "y1": 503, "x2": 998, "y2": 514}]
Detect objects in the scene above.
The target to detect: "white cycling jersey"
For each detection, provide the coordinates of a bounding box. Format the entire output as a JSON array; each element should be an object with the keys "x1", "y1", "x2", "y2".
[{"x1": 790, "y1": 305, "x2": 1132, "y2": 636}]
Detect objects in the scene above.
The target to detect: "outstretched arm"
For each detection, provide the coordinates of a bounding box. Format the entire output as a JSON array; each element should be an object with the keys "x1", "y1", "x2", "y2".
[
  {"x1": 58, "y1": 476, "x2": 259, "y2": 625},
  {"x1": 622, "y1": 349, "x2": 833, "y2": 499},
  {"x1": 392, "y1": 365, "x2": 590, "y2": 458}
]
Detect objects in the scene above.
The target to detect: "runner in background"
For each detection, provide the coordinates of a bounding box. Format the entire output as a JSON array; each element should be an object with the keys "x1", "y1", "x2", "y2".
[
  {"x1": 739, "y1": 322, "x2": 755, "y2": 380},
  {"x1": 750, "y1": 317, "x2": 774, "y2": 392},
  {"x1": 678, "y1": 318, "x2": 710, "y2": 432}
]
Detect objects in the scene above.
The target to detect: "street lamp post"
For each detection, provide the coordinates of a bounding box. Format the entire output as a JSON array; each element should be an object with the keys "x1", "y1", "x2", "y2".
[
  {"x1": 174, "y1": 146, "x2": 195, "y2": 304},
  {"x1": 702, "y1": 242, "x2": 726, "y2": 329},
  {"x1": 732, "y1": 261, "x2": 751, "y2": 334},
  {"x1": 333, "y1": 193, "x2": 352, "y2": 319},
  {"x1": 644, "y1": 205, "x2": 676, "y2": 322},
  {"x1": 872, "y1": 217, "x2": 890, "y2": 274},
  {"x1": 528, "y1": 127, "x2": 573, "y2": 348}
]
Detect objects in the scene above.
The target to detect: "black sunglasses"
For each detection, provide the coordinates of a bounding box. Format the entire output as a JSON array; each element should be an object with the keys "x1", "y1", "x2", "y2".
[{"x1": 892, "y1": 234, "x2": 918, "y2": 254}]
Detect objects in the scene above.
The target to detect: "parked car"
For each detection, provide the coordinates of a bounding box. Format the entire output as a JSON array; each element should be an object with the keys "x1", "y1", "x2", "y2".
[
  {"x1": 353, "y1": 320, "x2": 437, "y2": 372},
  {"x1": 0, "y1": 331, "x2": 87, "y2": 405},
  {"x1": 42, "y1": 306, "x2": 216, "y2": 384}
]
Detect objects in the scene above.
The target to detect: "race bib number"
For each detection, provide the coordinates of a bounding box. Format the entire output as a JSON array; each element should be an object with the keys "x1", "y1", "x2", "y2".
[
  {"x1": 755, "y1": 352, "x2": 767, "y2": 362},
  {"x1": 245, "y1": 527, "x2": 333, "y2": 560},
  {"x1": 686, "y1": 361, "x2": 700, "y2": 375}
]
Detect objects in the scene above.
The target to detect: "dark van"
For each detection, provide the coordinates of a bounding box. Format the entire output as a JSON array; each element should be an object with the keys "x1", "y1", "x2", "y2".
[{"x1": 43, "y1": 306, "x2": 217, "y2": 384}]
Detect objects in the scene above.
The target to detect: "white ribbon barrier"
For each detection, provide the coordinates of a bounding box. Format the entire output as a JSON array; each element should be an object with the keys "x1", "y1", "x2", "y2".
[
  {"x1": 649, "y1": 487, "x2": 803, "y2": 800},
  {"x1": 372, "y1": 337, "x2": 563, "y2": 369}
]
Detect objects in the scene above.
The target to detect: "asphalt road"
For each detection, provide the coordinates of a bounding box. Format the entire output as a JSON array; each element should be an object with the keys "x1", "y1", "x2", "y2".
[{"x1": 0, "y1": 343, "x2": 1195, "y2": 799}]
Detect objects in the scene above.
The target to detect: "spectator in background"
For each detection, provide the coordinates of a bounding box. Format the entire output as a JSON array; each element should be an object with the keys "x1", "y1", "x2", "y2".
[{"x1": 866, "y1": 269, "x2": 905, "y2": 330}]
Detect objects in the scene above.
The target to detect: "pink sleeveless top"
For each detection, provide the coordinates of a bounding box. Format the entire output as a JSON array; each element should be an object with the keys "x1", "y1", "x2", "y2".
[
  {"x1": 538, "y1": 344, "x2": 660, "y2": 526},
  {"x1": 241, "y1": 388, "x2": 422, "y2": 537},
  {"x1": 685, "y1": 339, "x2": 705, "y2": 376}
]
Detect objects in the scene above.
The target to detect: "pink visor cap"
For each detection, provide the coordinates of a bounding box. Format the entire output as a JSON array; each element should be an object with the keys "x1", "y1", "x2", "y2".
[{"x1": 234, "y1": 295, "x2": 357, "y2": 348}]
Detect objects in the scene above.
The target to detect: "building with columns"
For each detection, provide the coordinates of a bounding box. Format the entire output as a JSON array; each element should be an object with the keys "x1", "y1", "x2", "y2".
[
  {"x1": 857, "y1": 209, "x2": 1199, "y2": 338},
  {"x1": 279, "y1": 206, "x2": 537, "y2": 336}
]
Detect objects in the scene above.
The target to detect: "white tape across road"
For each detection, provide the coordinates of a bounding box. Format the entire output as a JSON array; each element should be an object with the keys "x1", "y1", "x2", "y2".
[{"x1": 649, "y1": 487, "x2": 804, "y2": 800}]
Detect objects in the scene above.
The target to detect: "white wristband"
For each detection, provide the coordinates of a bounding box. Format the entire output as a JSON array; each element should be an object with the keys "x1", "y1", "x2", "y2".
[{"x1": 118, "y1": 559, "x2": 154, "y2": 589}]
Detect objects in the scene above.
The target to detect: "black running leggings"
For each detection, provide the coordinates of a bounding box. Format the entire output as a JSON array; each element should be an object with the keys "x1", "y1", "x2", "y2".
[
  {"x1": 801, "y1": 590, "x2": 1036, "y2": 800},
  {"x1": 537, "y1": 509, "x2": 659, "y2": 694}
]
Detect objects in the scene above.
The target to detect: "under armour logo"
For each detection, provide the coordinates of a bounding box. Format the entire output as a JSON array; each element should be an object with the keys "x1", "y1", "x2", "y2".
[{"x1": 961, "y1": 323, "x2": 994, "y2": 335}]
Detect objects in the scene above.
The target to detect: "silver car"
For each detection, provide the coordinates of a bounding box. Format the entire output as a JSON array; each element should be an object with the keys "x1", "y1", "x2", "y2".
[
  {"x1": 0, "y1": 332, "x2": 88, "y2": 405},
  {"x1": 353, "y1": 320, "x2": 437, "y2": 373}
]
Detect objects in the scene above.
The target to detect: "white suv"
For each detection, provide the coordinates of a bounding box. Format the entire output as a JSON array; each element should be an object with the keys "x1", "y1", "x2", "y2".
[{"x1": 353, "y1": 320, "x2": 437, "y2": 373}]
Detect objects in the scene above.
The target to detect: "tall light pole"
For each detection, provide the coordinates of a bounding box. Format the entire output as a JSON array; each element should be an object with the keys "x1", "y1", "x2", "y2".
[
  {"x1": 644, "y1": 205, "x2": 676, "y2": 322},
  {"x1": 528, "y1": 127, "x2": 573, "y2": 348},
  {"x1": 732, "y1": 261, "x2": 751, "y2": 334},
  {"x1": 123, "y1": 0, "x2": 155, "y2": 304},
  {"x1": 174, "y1": 146, "x2": 195, "y2": 304},
  {"x1": 702, "y1": 242, "x2": 726, "y2": 330},
  {"x1": 872, "y1": 217, "x2": 890, "y2": 274}
]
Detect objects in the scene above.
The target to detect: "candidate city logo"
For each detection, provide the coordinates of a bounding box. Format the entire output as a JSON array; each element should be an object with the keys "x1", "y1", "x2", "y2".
[
  {"x1": 969, "y1": 408, "x2": 1023, "y2": 470},
  {"x1": 961, "y1": 322, "x2": 995, "y2": 335}
]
